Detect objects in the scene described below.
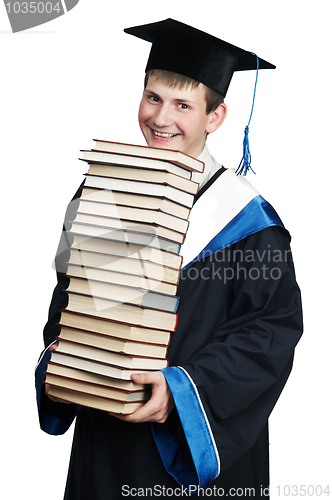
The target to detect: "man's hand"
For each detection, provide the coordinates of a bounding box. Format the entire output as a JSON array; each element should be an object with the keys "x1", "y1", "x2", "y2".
[{"x1": 110, "y1": 371, "x2": 175, "y2": 423}]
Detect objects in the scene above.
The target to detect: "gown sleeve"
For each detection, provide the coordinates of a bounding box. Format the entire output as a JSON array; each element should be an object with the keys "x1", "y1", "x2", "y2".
[
  {"x1": 152, "y1": 226, "x2": 303, "y2": 488},
  {"x1": 35, "y1": 185, "x2": 84, "y2": 435}
]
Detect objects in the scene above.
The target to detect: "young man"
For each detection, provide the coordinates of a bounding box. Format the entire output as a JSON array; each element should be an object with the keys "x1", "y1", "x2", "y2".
[{"x1": 36, "y1": 19, "x2": 302, "y2": 499}]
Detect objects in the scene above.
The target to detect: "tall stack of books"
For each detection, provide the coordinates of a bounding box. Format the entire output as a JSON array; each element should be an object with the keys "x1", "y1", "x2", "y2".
[{"x1": 45, "y1": 140, "x2": 204, "y2": 414}]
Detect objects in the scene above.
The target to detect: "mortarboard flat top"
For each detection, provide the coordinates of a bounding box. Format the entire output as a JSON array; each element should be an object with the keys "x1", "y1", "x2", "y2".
[{"x1": 125, "y1": 18, "x2": 275, "y2": 97}]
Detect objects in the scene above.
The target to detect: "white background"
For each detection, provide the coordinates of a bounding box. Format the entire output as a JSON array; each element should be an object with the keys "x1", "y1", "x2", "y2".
[{"x1": 1, "y1": 1, "x2": 331, "y2": 498}]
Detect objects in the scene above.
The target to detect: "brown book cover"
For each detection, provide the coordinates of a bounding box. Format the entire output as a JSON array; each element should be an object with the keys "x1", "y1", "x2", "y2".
[
  {"x1": 83, "y1": 175, "x2": 194, "y2": 209},
  {"x1": 65, "y1": 292, "x2": 178, "y2": 331},
  {"x1": 69, "y1": 235, "x2": 183, "y2": 269},
  {"x1": 72, "y1": 212, "x2": 186, "y2": 245},
  {"x1": 57, "y1": 325, "x2": 168, "y2": 359},
  {"x1": 69, "y1": 220, "x2": 182, "y2": 254},
  {"x1": 85, "y1": 162, "x2": 198, "y2": 194},
  {"x1": 66, "y1": 263, "x2": 178, "y2": 296},
  {"x1": 55, "y1": 337, "x2": 169, "y2": 370},
  {"x1": 67, "y1": 250, "x2": 180, "y2": 285},
  {"x1": 80, "y1": 149, "x2": 193, "y2": 180},
  {"x1": 49, "y1": 350, "x2": 157, "y2": 380},
  {"x1": 92, "y1": 139, "x2": 204, "y2": 173},
  {"x1": 59, "y1": 310, "x2": 171, "y2": 346},
  {"x1": 47, "y1": 385, "x2": 145, "y2": 414},
  {"x1": 80, "y1": 186, "x2": 191, "y2": 220},
  {"x1": 46, "y1": 362, "x2": 146, "y2": 391},
  {"x1": 65, "y1": 277, "x2": 179, "y2": 313},
  {"x1": 75, "y1": 198, "x2": 189, "y2": 233},
  {"x1": 45, "y1": 372, "x2": 150, "y2": 402}
]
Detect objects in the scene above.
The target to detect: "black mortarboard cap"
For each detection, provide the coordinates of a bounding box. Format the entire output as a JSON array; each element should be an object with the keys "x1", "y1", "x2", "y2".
[{"x1": 124, "y1": 18, "x2": 275, "y2": 97}]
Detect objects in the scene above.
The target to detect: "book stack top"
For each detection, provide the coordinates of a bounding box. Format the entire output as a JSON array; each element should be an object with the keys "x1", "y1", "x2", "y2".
[{"x1": 46, "y1": 140, "x2": 204, "y2": 414}]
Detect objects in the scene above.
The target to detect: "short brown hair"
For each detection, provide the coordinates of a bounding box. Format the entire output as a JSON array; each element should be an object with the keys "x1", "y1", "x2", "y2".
[{"x1": 144, "y1": 69, "x2": 224, "y2": 115}]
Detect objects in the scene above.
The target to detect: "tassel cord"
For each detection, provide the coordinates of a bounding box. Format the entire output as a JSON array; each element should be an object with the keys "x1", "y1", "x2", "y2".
[{"x1": 236, "y1": 54, "x2": 259, "y2": 176}]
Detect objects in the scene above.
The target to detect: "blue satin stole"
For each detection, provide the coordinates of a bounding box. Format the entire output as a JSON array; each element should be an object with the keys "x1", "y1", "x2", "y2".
[
  {"x1": 182, "y1": 195, "x2": 285, "y2": 270},
  {"x1": 151, "y1": 195, "x2": 285, "y2": 489},
  {"x1": 152, "y1": 367, "x2": 220, "y2": 490}
]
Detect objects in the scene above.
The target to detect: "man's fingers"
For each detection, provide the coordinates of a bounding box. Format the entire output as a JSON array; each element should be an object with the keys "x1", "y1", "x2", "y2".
[
  {"x1": 131, "y1": 371, "x2": 163, "y2": 387},
  {"x1": 110, "y1": 371, "x2": 174, "y2": 424}
]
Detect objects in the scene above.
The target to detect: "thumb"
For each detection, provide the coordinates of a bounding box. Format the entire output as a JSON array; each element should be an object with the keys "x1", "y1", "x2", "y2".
[
  {"x1": 131, "y1": 373, "x2": 143, "y2": 384},
  {"x1": 131, "y1": 371, "x2": 162, "y2": 385}
]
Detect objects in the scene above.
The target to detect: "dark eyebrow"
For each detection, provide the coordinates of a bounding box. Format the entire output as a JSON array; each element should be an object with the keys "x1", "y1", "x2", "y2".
[
  {"x1": 174, "y1": 98, "x2": 196, "y2": 105},
  {"x1": 144, "y1": 89, "x2": 160, "y2": 98}
]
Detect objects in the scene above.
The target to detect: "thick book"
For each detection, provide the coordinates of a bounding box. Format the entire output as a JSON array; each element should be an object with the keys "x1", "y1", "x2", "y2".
[
  {"x1": 45, "y1": 372, "x2": 149, "y2": 402},
  {"x1": 92, "y1": 139, "x2": 204, "y2": 173},
  {"x1": 84, "y1": 175, "x2": 194, "y2": 209},
  {"x1": 84, "y1": 163, "x2": 198, "y2": 195},
  {"x1": 49, "y1": 351, "x2": 151, "y2": 380},
  {"x1": 58, "y1": 325, "x2": 168, "y2": 358},
  {"x1": 72, "y1": 213, "x2": 185, "y2": 245},
  {"x1": 75, "y1": 199, "x2": 189, "y2": 234},
  {"x1": 59, "y1": 310, "x2": 171, "y2": 346},
  {"x1": 66, "y1": 292, "x2": 178, "y2": 331},
  {"x1": 80, "y1": 150, "x2": 192, "y2": 179},
  {"x1": 55, "y1": 338, "x2": 169, "y2": 370},
  {"x1": 69, "y1": 221, "x2": 181, "y2": 254},
  {"x1": 80, "y1": 187, "x2": 191, "y2": 221},
  {"x1": 66, "y1": 263, "x2": 178, "y2": 296},
  {"x1": 69, "y1": 234, "x2": 183, "y2": 270},
  {"x1": 47, "y1": 385, "x2": 145, "y2": 414},
  {"x1": 65, "y1": 277, "x2": 180, "y2": 313},
  {"x1": 67, "y1": 250, "x2": 180, "y2": 285},
  {"x1": 46, "y1": 362, "x2": 146, "y2": 391}
]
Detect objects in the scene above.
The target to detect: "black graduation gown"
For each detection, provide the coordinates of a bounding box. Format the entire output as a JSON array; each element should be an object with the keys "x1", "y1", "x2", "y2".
[{"x1": 37, "y1": 169, "x2": 302, "y2": 499}]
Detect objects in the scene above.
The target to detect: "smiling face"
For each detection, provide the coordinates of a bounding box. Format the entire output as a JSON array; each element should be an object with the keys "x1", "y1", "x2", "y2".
[{"x1": 138, "y1": 74, "x2": 227, "y2": 158}]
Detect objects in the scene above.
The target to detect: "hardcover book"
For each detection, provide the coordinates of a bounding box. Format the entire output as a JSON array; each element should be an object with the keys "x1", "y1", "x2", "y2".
[
  {"x1": 92, "y1": 139, "x2": 204, "y2": 172},
  {"x1": 59, "y1": 310, "x2": 171, "y2": 346},
  {"x1": 80, "y1": 149, "x2": 193, "y2": 179},
  {"x1": 80, "y1": 187, "x2": 191, "y2": 220}
]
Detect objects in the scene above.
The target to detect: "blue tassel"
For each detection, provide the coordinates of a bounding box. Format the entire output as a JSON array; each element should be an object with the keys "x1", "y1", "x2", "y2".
[
  {"x1": 236, "y1": 54, "x2": 259, "y2": 176},
  {"x1": 236, "y1": 125, "x2": 255, "y2": 176}
]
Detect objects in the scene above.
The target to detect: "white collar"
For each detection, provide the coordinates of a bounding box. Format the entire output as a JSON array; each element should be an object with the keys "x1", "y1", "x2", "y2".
[
  {"x1": 191, "y1": 144, "x2": 221, "y2": 190},
  {"x1": 181, "y1": 168, "x2": 259, "y2": 268}
]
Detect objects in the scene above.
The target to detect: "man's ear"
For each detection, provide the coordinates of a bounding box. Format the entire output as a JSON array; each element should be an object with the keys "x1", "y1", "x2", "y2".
[{"x1": 206, "y1": 103, "x2": 227, "y2": 134}]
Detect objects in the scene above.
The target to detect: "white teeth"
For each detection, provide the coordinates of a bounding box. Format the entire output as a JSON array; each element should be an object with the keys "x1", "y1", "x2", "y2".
[{"x1": 153, "y1": 130, "x2": 176, "y2": 138}]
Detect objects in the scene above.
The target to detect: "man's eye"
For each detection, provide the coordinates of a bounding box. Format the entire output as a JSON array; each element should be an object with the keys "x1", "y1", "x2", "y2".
[
  {"x1": 148, "y1": 95, "x2": 160, "y2": 103},
  {"x1": 179, "y1": 103, "x2": 189, "y2": 110}
]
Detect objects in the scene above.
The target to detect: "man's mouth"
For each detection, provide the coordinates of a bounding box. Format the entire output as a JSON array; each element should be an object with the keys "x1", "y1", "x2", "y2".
[{"x1": 152, "y1": 130, "x2": 178, "y2": 139}]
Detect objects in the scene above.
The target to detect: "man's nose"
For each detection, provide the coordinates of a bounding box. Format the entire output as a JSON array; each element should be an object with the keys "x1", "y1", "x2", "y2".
[{"x1": 153, "y1": 104, "x2": 174, "y2": 128}]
